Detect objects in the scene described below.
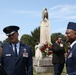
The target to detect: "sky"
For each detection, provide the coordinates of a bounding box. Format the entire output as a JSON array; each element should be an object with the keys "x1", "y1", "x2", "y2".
[{"x1": 0, "y1": 0, "x2": 76, "y2": 42}]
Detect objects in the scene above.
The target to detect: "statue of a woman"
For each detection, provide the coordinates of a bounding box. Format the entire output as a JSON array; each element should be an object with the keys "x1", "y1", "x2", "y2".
[
  {"x1": 42, "y1": 8, "x2": 48, "y2": 21},
  {"x1": 40, "y1": 8, "x2": 51, "y2": 44}
]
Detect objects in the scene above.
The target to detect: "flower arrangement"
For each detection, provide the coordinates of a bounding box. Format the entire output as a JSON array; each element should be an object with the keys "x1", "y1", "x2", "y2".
[{"x1": 39, "y1": 43, "x2": 53, "y2": 55}]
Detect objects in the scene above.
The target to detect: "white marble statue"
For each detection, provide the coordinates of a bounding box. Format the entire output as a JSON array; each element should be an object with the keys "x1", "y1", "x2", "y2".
[
  {"x1": 40, "y1": 20, "x2": 51, "y2": 44},
  {"x1": 42, "y1": 8, "x2": 48, "y2": 21},
  {"x1": 35, "y1": 8, "x2": 51, "y2": 58},
  {"x1": 40, "y1": 8, "x2": 51, "y2": 44}
]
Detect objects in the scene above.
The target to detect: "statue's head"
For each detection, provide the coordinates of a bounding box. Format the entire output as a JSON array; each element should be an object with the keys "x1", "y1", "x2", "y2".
[{"x1": 44, "y1": 8, "x2": 47, "y2": 11}]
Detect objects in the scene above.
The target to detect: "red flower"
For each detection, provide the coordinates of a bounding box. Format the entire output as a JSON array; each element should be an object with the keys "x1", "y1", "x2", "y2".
[
  {"x1": 48, "y1": 51, "x2": 52, "y2": 55},
  {"x1": 41, "y1": 43, "x2": 48, "y2": 52},
  {"x1": 39, "y1": 43, "x2": 52, "y2": 55},
  {"x1": 41, "y1": 47, "x2": 45, "y2": 52},
  {"x1": 49, "y1": 45, "x2": 53, "y2": 50}
]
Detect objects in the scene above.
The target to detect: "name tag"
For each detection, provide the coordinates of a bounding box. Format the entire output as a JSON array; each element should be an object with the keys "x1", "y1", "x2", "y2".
[
  {"x1": 23, "y1": 52, "x2": 28, "y2": 57},
  {"x1": 6, "y1": 54, "x2": 11, "y2": 56}
]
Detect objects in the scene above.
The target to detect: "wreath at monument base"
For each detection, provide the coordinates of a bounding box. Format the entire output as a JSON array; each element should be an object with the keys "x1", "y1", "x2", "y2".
[{"x1": 39, "y1": 43, "x2": 52, "y2": 55}]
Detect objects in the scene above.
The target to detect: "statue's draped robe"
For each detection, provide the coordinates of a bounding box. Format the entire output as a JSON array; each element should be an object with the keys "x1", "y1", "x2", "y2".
[{"x1": 40, "y1": 20, "x2": 51, "y2": 44}]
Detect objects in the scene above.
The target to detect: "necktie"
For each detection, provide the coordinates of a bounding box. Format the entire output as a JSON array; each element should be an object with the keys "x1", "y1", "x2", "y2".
[{"x1": 14, "y1": 44, "x2": 17, "y2": 57}]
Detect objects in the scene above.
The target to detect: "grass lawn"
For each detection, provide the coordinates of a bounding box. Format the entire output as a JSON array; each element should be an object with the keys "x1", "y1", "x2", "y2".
[{"x1": 33, "y1": 64, "x2": 67, "y2": 75}]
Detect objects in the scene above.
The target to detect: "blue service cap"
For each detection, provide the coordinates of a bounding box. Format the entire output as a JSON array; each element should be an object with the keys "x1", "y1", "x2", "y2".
[
  {"x1": 3, "y1": 25, "x2": 20, "y2": 36},
  {"x1": 67, "y1": 22, "x2": 76, "y2": 30}
]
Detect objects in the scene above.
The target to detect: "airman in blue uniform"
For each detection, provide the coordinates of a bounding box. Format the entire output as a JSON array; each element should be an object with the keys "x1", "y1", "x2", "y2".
[
  {"x1": 65, "y1": 22, "x2": 76, "y2": 75},
  {"x1": 0, "y1": 25, "x2": 33, "y2": 75}
]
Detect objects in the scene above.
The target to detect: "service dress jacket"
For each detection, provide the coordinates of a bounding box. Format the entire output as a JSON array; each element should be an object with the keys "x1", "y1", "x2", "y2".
[
  {"x1": 0, "y1": 65, "x2": 7, "y2": 75},
  {"x1": 0, "y1": 42, "x2": 33, "y2": 75},
  {"x1": 52, "y1": 42, "x2": 65, "y2": 64},
  {"x1": 66, "y1": 43, "x2": 76, "y2": 75}
]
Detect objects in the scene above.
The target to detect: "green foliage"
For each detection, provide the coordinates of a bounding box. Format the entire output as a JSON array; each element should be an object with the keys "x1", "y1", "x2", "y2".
[
  {"x1": 0, "y1": 41, "x2": 2, "y2": 44},
  {"x1": 30, "y1": 26, "x2": 40, "y2": 56},
  {"x1": 51, "y1": 32, "x2": 65, "y2": 44},
  {"x1": 31, "y1": 26, "x2": 40, "y2": 45},
  {"x1": 20, "y1": 34, "x2": 32, "y2": 45},
  {"x1": 3, "y1": 38, "x2": 9, "y2": 43},
  {"x1": 20, "y1": 27, "x2": 40, "y2": 56}
]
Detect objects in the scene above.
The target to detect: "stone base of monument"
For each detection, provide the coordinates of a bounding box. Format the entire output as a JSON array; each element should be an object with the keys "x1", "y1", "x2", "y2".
[
  {"x1": 33, "y1": 57, "x2": 53, "y2": 72},
  {"x1": 34, "y1": 66, "x2": 53, "y2": 72}
]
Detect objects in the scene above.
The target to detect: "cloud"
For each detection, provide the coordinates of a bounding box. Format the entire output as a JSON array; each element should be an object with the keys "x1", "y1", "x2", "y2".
[
  {"x1": 0, "y1": 33, "x2": 7, "y2": 42},
  {"x1": 8, "y1": 4, "x2": 76, "y2": 19},
  {"x1": 49, "y1": 4, "x2": 76, "y2": 19},
  {"x1": 6, "y1": 4, "x2": 76, "y2": 20}
]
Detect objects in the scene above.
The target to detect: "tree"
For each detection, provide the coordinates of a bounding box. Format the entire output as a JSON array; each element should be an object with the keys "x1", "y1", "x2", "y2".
[
  {"x1": 51, "y1": 32, "x2": 65, "y2": 44},
  {"x1": 30, "y1": 26, "x2": 40, "y2": 56},
  {"x1": 20, "y1": 26, "x2": 40, "y2": 56},
  {"x1": 20, "y1": 34, "x2": 32, "y2": 45},
  {"x1": 3, "y1": 38, "x2": 9, "y2": 44},
  {"x1": 0, "y1": 41, "x2": 2, "y2": 45},
  {"x1": 31, "y1": 26, "x2": 40, "y2": 45}
]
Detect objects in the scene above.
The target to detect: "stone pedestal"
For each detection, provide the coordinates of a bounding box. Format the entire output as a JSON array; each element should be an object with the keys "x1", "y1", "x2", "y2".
[
  {"x1": 33, "y1": 57, "x2": 53, "y2": 72},
  {"x1": 34, "y1": 66, "x2": 53, "y2": 73}
]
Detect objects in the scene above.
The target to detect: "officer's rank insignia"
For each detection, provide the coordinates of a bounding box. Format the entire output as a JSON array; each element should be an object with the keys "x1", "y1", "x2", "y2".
[
  {"x1": 23, "y1": 48, "x2": 28, "y2": 57},
  {"x1": 23, "y1": 48, "x2": 26, "y2": 52}
]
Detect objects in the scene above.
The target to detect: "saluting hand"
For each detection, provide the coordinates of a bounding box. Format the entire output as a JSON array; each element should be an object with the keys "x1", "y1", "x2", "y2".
[{"x1": 60, "y1": 43, "x2": 63, "y2": 47}]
